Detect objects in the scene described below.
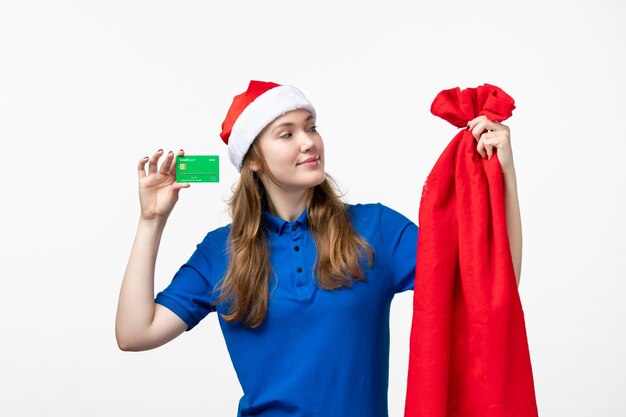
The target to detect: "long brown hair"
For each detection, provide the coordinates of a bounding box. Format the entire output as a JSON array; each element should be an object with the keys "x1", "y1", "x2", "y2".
[{"x1": 214, "y1": 138, "x2": 374, "y2": 328}]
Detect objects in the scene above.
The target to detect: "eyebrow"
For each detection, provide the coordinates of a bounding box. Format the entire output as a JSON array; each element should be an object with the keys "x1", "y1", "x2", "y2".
[{"x1": 271, "y1": 114, "x2": 315, "y2": 133}]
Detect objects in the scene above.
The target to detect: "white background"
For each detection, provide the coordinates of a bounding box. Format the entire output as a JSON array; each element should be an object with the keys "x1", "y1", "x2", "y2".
[{"x1": 1, "y1": 1, "x2": 624, "y2": 416}]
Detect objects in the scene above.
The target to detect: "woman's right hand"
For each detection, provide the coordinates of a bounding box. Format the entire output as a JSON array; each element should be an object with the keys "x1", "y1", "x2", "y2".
[{"x1": 137, "y1": 149, "x2": 190, "y2": 223}]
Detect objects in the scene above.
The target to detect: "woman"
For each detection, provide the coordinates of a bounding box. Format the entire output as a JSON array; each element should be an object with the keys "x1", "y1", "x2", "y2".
[{"x1": 115, "y1": 80, "x2": 522, "y2": 417}]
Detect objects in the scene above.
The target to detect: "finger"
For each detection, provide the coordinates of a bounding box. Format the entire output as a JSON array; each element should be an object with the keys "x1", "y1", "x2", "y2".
[
  {"x1": 469, "y1": 117, "x2": 501, "y2": 141},
  {"x1": 480, "y1": 118, "x2": 501, "y2": 133},
  {"x1": 466, "y1": 115, "x2": 487, "y2": 132},
  {"x1": 474, "y1": 123, "x2": 500, "y2": 141},
  {"x1": 480, "y1": 130, "x2": 498, "y2": 142},
  {"x1": 148, "y1": 149, "x2": 164, "y2": 174},
  {"x1": 470, "y1": 119, "x2": 490, "y2": 141},
  {"x1": 172, "y1": 182, "x2": 191, "y2": 191},
  {"x1": 138, "y1": 156, "x2": 149, "y2": 179},
  {"x1": 482, "y1": 137, "x2": 499, "y2": 159},
  {"x1": 476, "y1": 138, "x2": 487, "y2": 158},
  {"x1": 168, "y1": 149, "x2": 184, "y2": 176},
  {"x1": 159, "y1": 151, "x2": 175, "y2": 175},
  {"x1": 485, "y1": 142, "x2": 494, "y2": 159},
  {"x1": 169, "y1": 183, "x2": 190, "y2": 203},
  {"x1": 478, "y1": 134, "x2": 499, "y2": 158}
]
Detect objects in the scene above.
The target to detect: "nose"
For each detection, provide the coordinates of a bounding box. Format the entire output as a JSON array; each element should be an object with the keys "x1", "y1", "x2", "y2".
[{"x1": 299, "y1": 131, "x2": 316, "y2": 152}]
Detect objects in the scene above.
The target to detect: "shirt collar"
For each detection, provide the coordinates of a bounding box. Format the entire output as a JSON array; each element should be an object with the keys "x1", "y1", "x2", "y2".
[{"x1": 263, "y1": 207, "x2": 309, "y2": 235}]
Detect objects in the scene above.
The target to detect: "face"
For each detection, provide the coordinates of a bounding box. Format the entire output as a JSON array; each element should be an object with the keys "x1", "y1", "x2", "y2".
[{"x1": 250, "y1": 108, "x2": 325, "y2": 192}]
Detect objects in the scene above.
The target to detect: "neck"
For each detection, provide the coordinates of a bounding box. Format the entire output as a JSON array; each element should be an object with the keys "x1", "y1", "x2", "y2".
[{"x1": 265, "y1": 187, "x2": 311, "y2": 222}]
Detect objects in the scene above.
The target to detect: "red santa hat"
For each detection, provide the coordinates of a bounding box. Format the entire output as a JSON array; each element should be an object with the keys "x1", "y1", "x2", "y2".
[{"x1": 220, "y1": 80, "x2": 317, "y2": 172}]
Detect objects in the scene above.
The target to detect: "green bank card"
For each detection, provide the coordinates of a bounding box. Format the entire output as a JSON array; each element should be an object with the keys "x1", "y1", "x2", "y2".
[{"x1": 176, "y1": 155, "x2": 219, "y2": 183}]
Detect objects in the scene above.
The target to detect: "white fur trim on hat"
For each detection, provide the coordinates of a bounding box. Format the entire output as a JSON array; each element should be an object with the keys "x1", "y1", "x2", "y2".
[{"x1": 228, "y1": 85, "x2": 316, "y2": 172}]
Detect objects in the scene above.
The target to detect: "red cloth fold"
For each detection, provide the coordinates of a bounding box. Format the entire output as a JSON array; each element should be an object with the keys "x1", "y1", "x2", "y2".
[{"x1": 404, "y1": 84, "x2": 539, "y2": 417}]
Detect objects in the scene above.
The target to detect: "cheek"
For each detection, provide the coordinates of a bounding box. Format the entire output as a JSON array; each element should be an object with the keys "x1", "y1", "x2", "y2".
[
  {"x1": 262, "y1": 142, "x2": 287, "y2": 165},
  {"x1": 316, "y1": 137, "x2": 325, "y2": 153},
  {"x1": 270, "y1": 147, "x2": 296, "y2": 170}
]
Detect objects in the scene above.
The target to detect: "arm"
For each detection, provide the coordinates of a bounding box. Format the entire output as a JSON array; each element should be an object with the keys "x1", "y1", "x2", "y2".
[
  {"x1": 502, "y1": 165, "x2": 522, "y2": 288},
  {"x1": 467, "y1": 115, "x2": 522, "y2": 288},
  {"x1": 115, "y1": 219, "x2": 188, "y2": 351},
  {"x1": 115, "y1": 149, "x2": 190, "y2": 351}
]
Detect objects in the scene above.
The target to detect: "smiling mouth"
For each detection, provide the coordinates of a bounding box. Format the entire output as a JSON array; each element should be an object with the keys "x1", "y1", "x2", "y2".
[{"x1": 298, "y1": 156, "x2": 320, "y2": 165}]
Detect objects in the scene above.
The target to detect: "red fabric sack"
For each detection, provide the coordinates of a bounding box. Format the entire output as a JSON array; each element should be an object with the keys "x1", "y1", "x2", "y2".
[{"x1": 404, "y1": 84, "x2": 539, "y2": 417}]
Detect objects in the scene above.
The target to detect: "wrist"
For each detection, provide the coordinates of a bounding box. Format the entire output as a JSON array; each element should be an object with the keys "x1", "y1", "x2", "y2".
[
  {"x1": 502, "y1": 163, "x2": 517, "y2": 178},
  {"x1": 138, "y1": 216, "x2": 167, "y2": 231}
]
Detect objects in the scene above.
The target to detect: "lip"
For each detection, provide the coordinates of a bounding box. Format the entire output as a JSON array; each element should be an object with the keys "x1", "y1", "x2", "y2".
[{"x1": 297, "y1": 155, "x2": 320, "y2": 165}]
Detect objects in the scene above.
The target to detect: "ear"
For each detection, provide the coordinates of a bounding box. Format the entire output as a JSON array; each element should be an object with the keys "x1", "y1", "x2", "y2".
[{"x1": 248, "y1": 160, "x2": 260, "y2": 172}]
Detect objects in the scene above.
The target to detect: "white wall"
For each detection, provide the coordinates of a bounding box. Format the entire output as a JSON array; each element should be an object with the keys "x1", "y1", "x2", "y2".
[{"x1": 0, "y1": 0, "x2": 624, "y2": 416}]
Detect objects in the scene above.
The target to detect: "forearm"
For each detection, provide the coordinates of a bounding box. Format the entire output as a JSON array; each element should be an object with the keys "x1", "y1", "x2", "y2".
[
  {"x1": 502, "y1": 165, "x2": 522, "y2": 287},
  {"x1": 115, "y1": 218, "x2": 167, "y2": 348}
]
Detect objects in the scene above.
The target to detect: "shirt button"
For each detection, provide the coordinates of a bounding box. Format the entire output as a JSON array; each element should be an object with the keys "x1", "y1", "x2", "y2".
[
  {"x1": 294, "y1": 246, "x2": 300, "y2": 252},
  {"x1": 291, "y1": 224, "x2": 297, "y2": 231},
  {"x1": 297, "y1": 267, "x2": 302, "y2": 273}
]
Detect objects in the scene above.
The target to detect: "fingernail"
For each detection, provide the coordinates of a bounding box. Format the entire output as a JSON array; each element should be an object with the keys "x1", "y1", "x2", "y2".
[
  {"x1": 143, "y1": 156, "x2": 149, "y2": 160},
  {"x1": 158, "y1": 149, "x2": 163, "y2": 152},
  {"x1": 179, "y1": 149, "x2": 183, "y2": 152},
  {"x1": 466, "y1": 124, "x2": 471, "y2": 130},
  {"x1": 168, "y1": 151, "x2": 173, "y2": 154}
]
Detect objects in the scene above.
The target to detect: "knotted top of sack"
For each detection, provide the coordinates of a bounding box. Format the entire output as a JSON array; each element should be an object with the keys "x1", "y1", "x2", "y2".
[{"x1": 430, "y1": 83, "x2": 516, "y2": 127}]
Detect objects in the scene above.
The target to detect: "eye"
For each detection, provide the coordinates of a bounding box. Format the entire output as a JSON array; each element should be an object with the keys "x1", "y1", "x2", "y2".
[{"x1": 279, "y1": 132, "x2": 292, "y2": 139}]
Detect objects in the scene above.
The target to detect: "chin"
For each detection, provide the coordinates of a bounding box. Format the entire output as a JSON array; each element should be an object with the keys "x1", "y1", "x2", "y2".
[
  {"x1": 278, "y1": 169, "x2": 326, "y2": 189},
  {"x1": 308, "y1": 171, "x2": 326, "y2": 186},
  {"x1": 286, "y1": 176, "x2": 325, "y2": 191}
]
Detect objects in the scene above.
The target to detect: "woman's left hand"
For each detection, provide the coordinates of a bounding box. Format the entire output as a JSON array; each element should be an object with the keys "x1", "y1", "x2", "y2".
[{"x1": 467, "y1": 115, "x2": 514, "y2": 175}]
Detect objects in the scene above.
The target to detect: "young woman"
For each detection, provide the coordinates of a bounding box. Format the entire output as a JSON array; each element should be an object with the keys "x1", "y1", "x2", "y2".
[{"x1": 115, "y1": 80, "x2": 522, "y2": 417}]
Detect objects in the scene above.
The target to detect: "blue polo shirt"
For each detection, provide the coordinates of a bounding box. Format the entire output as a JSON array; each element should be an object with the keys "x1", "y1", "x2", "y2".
[{"x1": 155, "y1": 202, "x2": 418, "y2": 417}]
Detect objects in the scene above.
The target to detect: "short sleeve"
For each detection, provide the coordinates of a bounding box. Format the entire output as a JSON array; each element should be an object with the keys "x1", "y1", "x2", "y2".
[
  {"x1": 378, "y1": 203, "x2": 419, "y2": 294},
  {"x1": 154, "y1": 233, "x2": 218, "y2": 331}
]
